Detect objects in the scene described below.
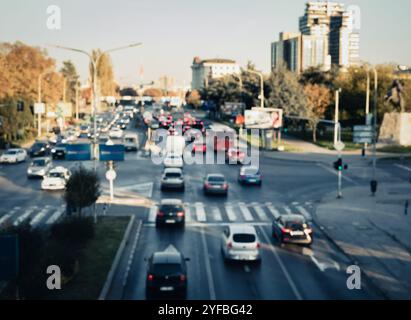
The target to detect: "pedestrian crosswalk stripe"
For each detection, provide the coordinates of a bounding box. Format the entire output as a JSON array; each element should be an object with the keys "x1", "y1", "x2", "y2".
[
  {"x1": 252, "y1": 202, "x2": 268, "y2": 221},
  {"x1": 239, "y1": 202, "x2": 253, "y2": 221},
  {"x1": 224, "y1": 205, "x2": 237, "y2": 221},
  {"x1": 148, "y1": 206, "x2": 157, "y2": 222},
  {"x1": 30, "y1": 206, "x2": 51, "y2": 227},
  {"x1": 46, "y1": 208, "x2": 65, "y2": 225},
  {"x1": 211, "y1": 206, "x2": 223, "y2": 221},
  {"x1": 13, "y1": 206, "x2": 37, "y2": 226},
  {"x1": 266, "y1": 202, "x2": 280, "y2": 219},
  {"x1": 185, "y1": 205, "x2": 193, "y2": 222},
  {"x1": 296, "y1": 206, "x2": 312, "y2": 220},
  {"x1": 195, "y1": 202, "x2": 206, "y2": 222},
  {"x1": 284, "y1": 205, "x2": 292, "y2": 215},
  {"x1": 0, "y1": 206, "x2": 20, "y2": 225}
]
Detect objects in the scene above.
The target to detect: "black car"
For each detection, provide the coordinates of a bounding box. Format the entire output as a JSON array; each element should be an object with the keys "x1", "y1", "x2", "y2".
[
  {"x1": 272, "y1": 214, "x2": 313, "y2": 246},
  {"x1": 156, "y1": 199, "x2": 185, "y2": 228},
  {"x1": 29, "y1": 141, "x2": 50, "y2": 157},
  {"x1": 51, "y1": 143, "x2": 67, "y2": 160},
  {"x1": 145, "y1": 245, "x2": 189, "y2": 299}
]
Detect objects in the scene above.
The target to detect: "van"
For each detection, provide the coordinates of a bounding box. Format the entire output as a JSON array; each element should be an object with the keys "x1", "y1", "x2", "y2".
[{"x1": 123, "y1": 133, "x2": 139, "y2": 152}]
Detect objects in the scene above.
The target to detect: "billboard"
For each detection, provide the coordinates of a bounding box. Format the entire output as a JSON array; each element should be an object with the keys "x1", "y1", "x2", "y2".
[
  {"x1": 245, "y1": 108, "x2": 283, "y2": 129},
  {"x1": 66, "y1": 144, "x2": 91, "y2": 161},
  {"x1": 99, "y1": 144, "x2": 125, "y2": 162}
]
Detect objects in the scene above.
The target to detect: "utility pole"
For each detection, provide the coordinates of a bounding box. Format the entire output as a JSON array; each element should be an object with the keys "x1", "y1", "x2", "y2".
[
  {"x1": 334, "y1": 89, "x2": 341, "y2": 146},
  {"x1": 334, "y1": 88, "x2": 343, "y2": 199},
  {"x1": 363, "y1": 70, "x2": 370, "y2": 157},
  {"x1": 371, "y1": 68, "x2": 378, "y2": 196}
]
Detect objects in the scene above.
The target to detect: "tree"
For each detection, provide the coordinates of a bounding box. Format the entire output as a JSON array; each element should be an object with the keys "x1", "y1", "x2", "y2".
[
  {"x1": 304, "y1": 84, "x2": 332, "y2": 142},
  {"x1": 186, "y1": 90, "x2": 202, "y2": 108},
  {"x1": 64, "y1": 165, "x2": 101, "y2": 217},
  {"x1": 143, "y1": 88, "x2": 163, "y2": 98},
  {"x1": 266, "y1": 65, "x2": 307, "y2": 117},
  {"x1": 90, "y1": 50, "x2": 116, "y2": 97},
  {"x1": 60, "y1": 60, "x2": 79, "y2": 104}
]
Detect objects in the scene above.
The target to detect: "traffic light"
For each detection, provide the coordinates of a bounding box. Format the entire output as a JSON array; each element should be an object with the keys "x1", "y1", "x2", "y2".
[
  {"x1": 334, "y1": 158, "x2": 343, "y2": 171},
  {"x1": 17, "y1": 100, "x2": 24, "y2": 112}
]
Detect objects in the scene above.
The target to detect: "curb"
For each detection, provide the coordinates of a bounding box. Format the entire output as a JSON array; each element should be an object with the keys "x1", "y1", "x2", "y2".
[{"x1": 98, "y1": 214, "x2": 135, "y2": 300}]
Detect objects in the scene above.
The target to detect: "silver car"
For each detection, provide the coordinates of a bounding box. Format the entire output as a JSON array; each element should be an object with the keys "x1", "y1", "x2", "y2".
[
  {"x1": 27, "y1": 157, "x2": 52, "y2": 179},
  {"x1": 161, "y1": 168, "x2": 185, "y2": 191},
  {"x1": 221, "y1": 225, "x2": 261, "y2": 262}
]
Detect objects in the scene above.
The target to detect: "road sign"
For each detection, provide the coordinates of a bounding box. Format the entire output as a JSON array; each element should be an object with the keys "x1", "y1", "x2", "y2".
[
  {"x1": 66, "y1": 144, "x2": 92, "y2": 161},
  {"x1": 99, "y1": 144, "x2": 125, "y2": 162},
  {"x1": 105, "y1": 169, "x2": 117, "y2": 181},
  {"x1": 354, "y1": 137, "x2": 373, "y2": 144},
  {"x1": 34, "y1": 103, "x2": 45, "y2": 114},
  {"x1": 354, "y1": 125, "x2": 373, "y2": 132},
  {"x1": 334, "y1": 141, "x2": 345, "y2": 151}
]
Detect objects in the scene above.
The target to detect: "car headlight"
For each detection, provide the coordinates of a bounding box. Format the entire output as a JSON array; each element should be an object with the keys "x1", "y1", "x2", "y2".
[
  {"x1": 40, "y1": 147, "x2": 45, "y2": 152},
  {"x1": 27, "y1": 169, "x2": 33, "y2": 174},
  {"x1": 51, "y1": 149, "x2": 56, "y2": 153}
]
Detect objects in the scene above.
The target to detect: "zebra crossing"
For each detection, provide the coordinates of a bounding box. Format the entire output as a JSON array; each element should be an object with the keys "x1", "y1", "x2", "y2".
[
  {"x1": 147, "y1": 202, "x2": 313, "y2": 224},
  {"x1": 0, "y1": 204, "x2": 66, "y2": 229}
]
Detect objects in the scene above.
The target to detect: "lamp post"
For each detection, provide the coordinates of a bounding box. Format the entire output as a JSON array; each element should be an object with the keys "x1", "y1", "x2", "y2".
[
  {"x1": 37, "y1": 69, "x2": 54, "y2": 137},
  {"x1": 371, "y1": 67, "x2": 378, "y2": 195}
]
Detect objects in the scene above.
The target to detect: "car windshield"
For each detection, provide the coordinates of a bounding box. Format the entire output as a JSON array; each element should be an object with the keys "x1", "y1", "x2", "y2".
[
  {"x1": 125, "y1": 138, "x2": 135, "y2": 143},
  {"x1": 6, "y1": 150, "x2": 17, "y2": 155},
  {"x1": 165, "y1": 172, "x2": 181, "y2": 178},
  {"x1": 160, "y1": 204, "x2": 183, "y2": 212},
  {"x1": 151, "y1": 263, "x2": 182, "y2": 276},
  {"x1": 243, "y1": 168, "x2": 259, "y2": 175},
  {"x1": 32, "y1": 160, "x2": 46, "y2": 167},
  {"x1": 233, "y1": 233, "x2": 256, "y2": 243},
  {"x1": 48, "y1": 172, "x2": 64, "y2": 178},
  {"x1": 208, "y1": 176, "x2": 225, "y2": 183},
  {"x1": 285, "y1": 221, "x2": 305, "y2": 230}
]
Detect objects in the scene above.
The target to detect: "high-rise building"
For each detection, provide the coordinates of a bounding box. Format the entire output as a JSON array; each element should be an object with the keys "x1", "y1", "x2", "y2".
[
  {"x1": 191, "y1": 57, "x2": 241, "y2": 90},
  {"x1": 271, "y1": 1, "x2": 360, "y2": 73}
]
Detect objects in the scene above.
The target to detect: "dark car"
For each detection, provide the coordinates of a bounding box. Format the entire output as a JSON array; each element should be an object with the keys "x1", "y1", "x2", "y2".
[
  {"x1": 29, "y1": 141, "x2": 50, "y2": 157},
  {"x1": 203, "y1": 174, "x2": 228, "y2": 196},
  {"x1": 156, "y1": 199, "x2": 185, "y2": 228},
  {"x1": 238, "y1": 166, "x2": 262, "y2": 186},
  {"x1": 51, "y1": 143, "x2": 67, "y2": 160},
  {"x1": 145, "y1": 245, "x2": 189, "y2": 299},
  {"x1": 272, "y1": 214, "x2": 313, "y2": 246}
]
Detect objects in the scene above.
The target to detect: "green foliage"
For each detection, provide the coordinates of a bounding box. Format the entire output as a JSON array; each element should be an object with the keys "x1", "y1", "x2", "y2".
[
  {"x1": 60, "y1": 60, "x2": 79, "y2": 104},
  {"x1": 50, "y1": 217, "x2": 95, "y2": 247},
  {"x1": 64, "y1": 165, "x2": 101, "y2": 216}
]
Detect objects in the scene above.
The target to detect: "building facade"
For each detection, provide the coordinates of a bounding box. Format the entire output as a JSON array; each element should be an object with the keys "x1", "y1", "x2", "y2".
[
  {"x1": 191, "y1": 57, "x2": 241, "y2": 90},
  {"x1": 271, "y1": 1, "x2": 360, "y2": 73}
]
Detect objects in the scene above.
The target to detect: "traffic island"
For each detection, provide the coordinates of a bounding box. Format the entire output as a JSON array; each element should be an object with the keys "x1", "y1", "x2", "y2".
[{"x1": 314, "y1": 183, "x2": 411, "y2": 299}]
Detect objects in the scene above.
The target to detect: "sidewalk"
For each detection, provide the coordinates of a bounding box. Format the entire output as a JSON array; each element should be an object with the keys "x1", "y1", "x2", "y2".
[{"x1": 314, "y1": 183, "x2": 411, "y2": 299}]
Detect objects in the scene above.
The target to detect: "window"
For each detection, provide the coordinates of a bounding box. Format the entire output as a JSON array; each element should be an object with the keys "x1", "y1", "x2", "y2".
[{"x1": 233, "y1": 234, "x2": 256, "y2": 243}]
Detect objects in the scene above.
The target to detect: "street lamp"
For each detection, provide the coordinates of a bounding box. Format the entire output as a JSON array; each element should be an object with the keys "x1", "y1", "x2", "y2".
[
  {"x1": 49, "y1": 43, "x2": 143, "y2": 172},
  {"x1": 245, "y1": 69, "x2": 264, "y2": 109},
  {"x1": 371, "y1": 67, "x2": 378, "y2": 196},
  {"x1": 37, "y1": 69, "x2": 55, "y2": 137}
]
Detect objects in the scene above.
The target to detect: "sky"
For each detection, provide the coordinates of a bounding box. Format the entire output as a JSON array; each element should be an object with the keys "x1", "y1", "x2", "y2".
[{"x1": 1, "y1": 0, "x2": 410, "y2": 87}]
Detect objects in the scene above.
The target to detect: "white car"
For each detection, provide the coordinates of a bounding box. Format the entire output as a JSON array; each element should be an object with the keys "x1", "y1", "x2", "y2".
[
  {"x1": 163, "y1": 154, "x2": 184, "y2": 168},
  {"x1": 27, "y1": 157, "x2": 52, "y2": 179},
  {"x1": 109, "y1": 127, "x2": 123, "y2": 139},
  {"x1": 221, "y1": 225, "x2": 261, "y2": 262},
  {"x1": 0, "y1": 148, "x2": 27, "y2": 164},
  {"x1": 41, "y1": 166, "x2": 71, "y2": 191}
]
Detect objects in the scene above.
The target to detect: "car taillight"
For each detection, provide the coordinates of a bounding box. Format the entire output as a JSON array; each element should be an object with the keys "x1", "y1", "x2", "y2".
[
  {"x1": 147, "y1": 274, "x2": 153, "y2": 281},
  {"x1": 204, "y1": 182, "x2": 210, "y2": 188},
  {"x1": 177, "y1": 212, "x2": 184, "y2": 217},
  {"x1": 227, "y1": 241, "x2": 232, "y2": 248},
  {"x1": 281, "y1": 228, "x2": 291, "y2": 234},
  {"x1": 180, "y1": 275, "x2": 186, "y2": 282},
  {"x1": 306, "y1": 228, "x2": 313, "y2": 234},
  {"x1": 240, "y1": 175, "x2": 246, "y2": 179},
  {"x1": 157, "y1": 211, "x2": 164, "y2": 217},
  {"x1": 256, "y1": 242, "x2": 261, "y2": 249},
  {"x1": 223, "y1": 183, "x2": 228, "y2": 189}
]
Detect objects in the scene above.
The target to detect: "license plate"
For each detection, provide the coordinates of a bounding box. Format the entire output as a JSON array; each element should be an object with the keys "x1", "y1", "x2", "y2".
[
  {"x1": 166, "y1": 219, "x2": 176, "y2": 224},
  {"x1": 291, "y1": 231, "x2": 304, "y2": 236},
  {"x1": 160, "y1": 286, "x2": 174, "y2": 291},
  {"x1": 249, "y1": 179, "x2": 256, "y2": 182}
]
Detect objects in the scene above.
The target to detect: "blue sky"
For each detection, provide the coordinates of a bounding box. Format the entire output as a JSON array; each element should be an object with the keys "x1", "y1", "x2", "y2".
[{"x1": 1, "y1": 0, "x2": 410, "y2": 86}]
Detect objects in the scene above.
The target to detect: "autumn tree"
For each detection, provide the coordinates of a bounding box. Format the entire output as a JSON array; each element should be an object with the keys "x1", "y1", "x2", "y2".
[
  {"x1": 186, "y1": 90, "x2": 202, "y2": 108},
  {"x1": 90, "y1": 50, "x2": 116, "y2": 97},
  {"x1": 304, "y1": 84, "x2": 332, "y2": 142},
  {"x1": 143, "y1": 88, "x2": 163, "y2": 98},
  {"x1": 60, "y1": 60, "x2": 80, "y2": 104}
]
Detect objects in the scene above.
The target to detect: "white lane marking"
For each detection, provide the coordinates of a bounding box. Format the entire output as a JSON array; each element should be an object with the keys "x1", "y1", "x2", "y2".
[
  {"x1": 13, "y1": 207, "x2": 37, "y2": 226},
  {"x1": 195, "y1": 202, "x2": 207, "y2": 222},
  {"x1": 144, "y1": 222, "x2": 272, "y2": 228},
  {"x1": 184, "y1": 204, "x2": 192, "y2": 222},
  {"x1": 258, "y1": 227, "x2": 303, "y2": 300},
  {"x1": 317, "y1": 163, "x2": 358, "y2": 185},
  {"x1": 283, "y1": 205, "x2": 292, "y2": 215},
  {"x1": 211, "y1": 206, "x2": 223, "y2": 222},
  {"x1": 30, "y1": 206, "x2": 52, "y2": 228},
  {"x1": 252, "y1": 202, "x2": 268, "y2": 221},
  {"x1": 239, "y1": 202, "x2": 253, "y2": 221},
  {"x1": 148, "y1": 206, "x2": 157, "y2": 222},
  {"x1": 302, "y1": 248, "x2": 340, "y2": 272},
  {"x1": 394, "y1": 164, "x2": 411, "y2": 172},
  {"x1": 296, "y1": 206, "x2": 312, "y2": 221},
  {"x1": 265, "y1": 202, "x2": 280, "y2": 219},
  {"x1": 123, "y1": 220, "x2": 143, "y2": 288},
  {"x1": 0, "y1": 206, "x2": 21, "y2": 225},
  {"x1": 224, "y1": 204, "x2": 237, "y2": 222},
  {"x1": 46, "y1": 207, "x2": 65, "y2": 225},
  {"x1": 200, "y1": 227, "x2": 216, "y2": 300}
]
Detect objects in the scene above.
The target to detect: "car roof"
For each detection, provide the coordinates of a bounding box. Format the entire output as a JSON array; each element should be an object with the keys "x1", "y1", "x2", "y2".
[
  {"x1": 228, "y1": 224, "x2": 257, "y2": 234},
  {"x1": 164, "y1": 168, "x2": 182, "y2": 174},
  {"x1": 49, "y1": 166, "x2": 68, "y2": 173},
  {"x1": 7, "y1": 148, "x2": 22, "y2": 152},
  {"x1": 152, "y1": 252, "x2": 182, "y2": 264},
  {"x1": 281, "y1": 214, "x2": 306, "y2": 222},
  {"x1": 160, "y1": 199, "x2": 183, "y2": 205}
]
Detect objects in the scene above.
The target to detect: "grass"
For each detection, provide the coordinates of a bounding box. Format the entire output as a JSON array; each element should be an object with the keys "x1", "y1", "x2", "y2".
[
  {"x1": 51, "y1": 216, "x2": 129, "y2": 300},
  {"x1": 377, "y1": 145, "x2": 411, "y2": 154},
  {"x1": 243, "y1": 133, "x2": 300, "y2": 152}
]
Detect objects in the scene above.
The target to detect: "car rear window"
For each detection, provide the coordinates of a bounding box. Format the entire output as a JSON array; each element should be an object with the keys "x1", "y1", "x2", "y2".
[
  {"x1": 208, "y1": 176, "x2": 225, "y2": 182},
  {"x1": 233, "y1": 233, "x2": 256, "y2": 243},
  {"x1": 32, "y1": 160, "x2": 46, "y2": 166},
  {"x1": 160, "y1": 204, "x2": 183, "y2": 212},
  {"x1": 165, "y1": 172, "x2": 181, "y2": 178},
  {"x1": 285, "y1": 221, "x2": 305, "y2": 230},
  {"x1": 6, "y1": 151, "x2": 17, "y2": 155},
  {"x1": 243, "y1": 168, "x2": 259, "y2": 175},
  {"x1": 152, "y1": 263, "x2": 182, "y2": 276}
]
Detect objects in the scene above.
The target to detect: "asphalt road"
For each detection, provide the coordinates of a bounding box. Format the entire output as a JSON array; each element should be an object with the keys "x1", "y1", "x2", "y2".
[{"x1": 1, "y1": 109, "x2": 410, "y2": 300}]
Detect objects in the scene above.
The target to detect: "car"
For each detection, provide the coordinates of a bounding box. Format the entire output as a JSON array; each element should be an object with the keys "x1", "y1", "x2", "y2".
[
  {"x1": 123, "y1": 133, "x2": 139, "y2": 152},
  {"x1": 29, "y1": 141, "x2": 50, "y2": 157},
  {"x1": 238, "y1": 166, "x2": 262, "y2": 186},
  {"x1": 41, "y1": 166, "x2": 71, "y2": 191},
  {"x1": 226, "y1": 147, "x2": 246, "y2": 164},
  {"x1": 0, "y1": 148, "x2": 27, "y2": 164},
  {"x1": 145, "y1": 245, "x2": 189, "y2": 299},
  {"x1": 155, "y1": 199, "x2": 185, "y2": 227},
  {"x1": 109, "y1": 127, "x2": 124, "y2": 139},
  {"x1": 150, "y1": 120, "x2": 160, "y2": 130},
  {"x1": 272, "y1": 214, "x2": 313, "y2": 246},
  {"x1": 27, "y1": 157, "x2": 52, "y2": 179},
  {"x1": 221, "y1": 225, "x2": 261, "y2": 262},
  {"x1": 161, "y1": 168, "x2": 185, "y2": 191},
  {"x1": 163, "y1": 153, "x2": 184, "y2": 168},
  {"x1": 203, "y1": 174, "x2": 228, "y2": 195},
  {"x1": 51, "y1": 143, "x2": 67, "y2": 160}
]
